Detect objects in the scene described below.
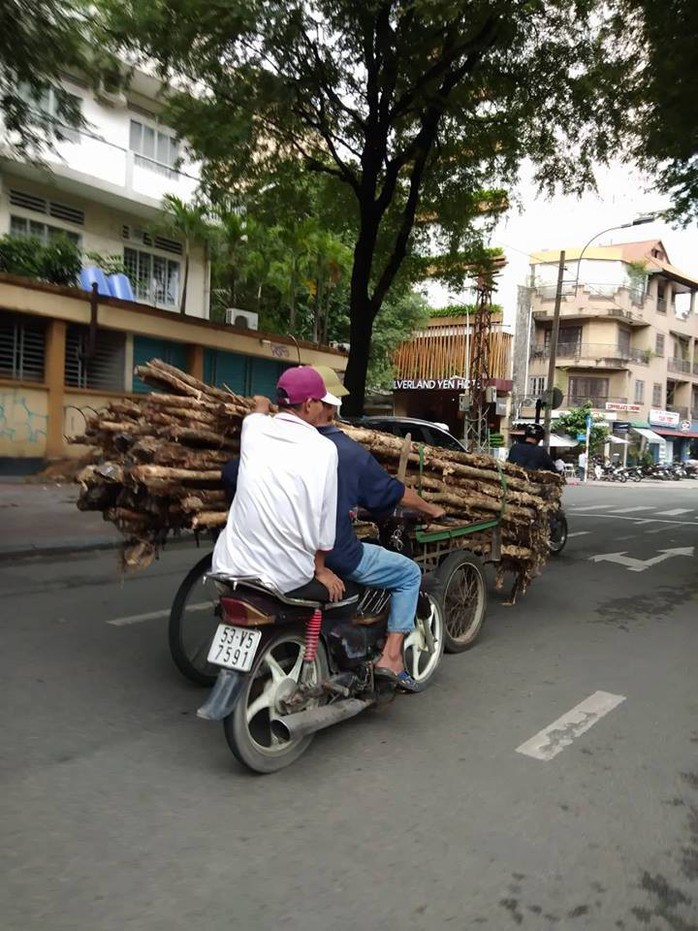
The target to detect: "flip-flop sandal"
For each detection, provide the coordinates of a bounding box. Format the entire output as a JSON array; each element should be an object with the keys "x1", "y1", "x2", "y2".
[{"x1": 394, "y1": 670, "x2": 423, "y2": 694}]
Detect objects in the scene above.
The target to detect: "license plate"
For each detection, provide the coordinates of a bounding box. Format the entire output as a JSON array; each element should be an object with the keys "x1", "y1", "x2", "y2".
[{"x1": 207, "y1": 624, "x2": 262, "y2": 672}]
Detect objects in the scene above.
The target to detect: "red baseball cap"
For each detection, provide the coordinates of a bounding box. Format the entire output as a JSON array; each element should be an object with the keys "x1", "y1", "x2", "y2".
[{"x1": 276, "y1": 367, "x2": 341, "y2": 406}]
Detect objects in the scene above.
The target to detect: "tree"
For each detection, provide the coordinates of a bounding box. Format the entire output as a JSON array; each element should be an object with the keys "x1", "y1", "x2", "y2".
[
  {"x1": 0, "y1": 0, "x2": 97, "y2": 152},
  {"x1": 158, "y1": 195, "x2": 213, "y2": 315},
  {"x1": 553, "y1": 402, "x2": 610, "y2": 455},
  {"x1": 619, "y1": 0, "x2": 698, "y2": 224},
  {"x1": 101, "y1": 0, "x2": 636, "y2": 411}
]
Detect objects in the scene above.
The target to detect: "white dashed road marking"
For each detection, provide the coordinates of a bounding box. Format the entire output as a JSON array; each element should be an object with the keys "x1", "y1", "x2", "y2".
[
  {"x1": 567, "y1": 531, "x2": 591, "y2": 538},
  {"x1": 655, "y1": 508, "x2": 693, "y2": 516},
  {"x1": 107, "y1": 603, "x2": 211, "y2": 626},
  {"x1": 608, "y1": 506, "x2": 656, "y2": 514},
  {"x1": 516, "y1": 691, "x2": 626, "y2": 762},
  {"x1": 569, "y1": 504, "x2": 615, "y2": 511}
]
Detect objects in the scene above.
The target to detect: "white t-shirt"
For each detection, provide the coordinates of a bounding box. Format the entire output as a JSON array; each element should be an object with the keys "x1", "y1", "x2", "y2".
[{"x1": 212, "y1": 412, "x2": 338, "y2": 592}]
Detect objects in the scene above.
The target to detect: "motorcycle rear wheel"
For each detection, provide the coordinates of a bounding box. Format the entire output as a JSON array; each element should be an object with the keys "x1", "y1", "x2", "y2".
[
  {"x1": 402, "y1": 592, "x2": 445, "y2": 683},
  {"x1": 224, "y1": 631, "x2": 328, "y2": 774}
]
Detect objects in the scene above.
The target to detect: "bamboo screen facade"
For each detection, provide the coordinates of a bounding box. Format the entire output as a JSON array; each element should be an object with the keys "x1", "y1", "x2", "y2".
[{"x1": 392, "y1": 317, "x2": 512, "y2": 382}]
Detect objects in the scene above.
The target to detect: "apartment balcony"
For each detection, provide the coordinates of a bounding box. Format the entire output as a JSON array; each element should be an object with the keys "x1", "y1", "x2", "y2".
[
  {"x1": 1, "y1": 129, "x2": 199, "y2": 220},
  {"x1": 532, "y1": 305, "x2": 646, "y2": 327},
  {"x1": 567, "y1": 395, "x2": 629, "y2": 409},
  {"x1": 530, "y1": 343, "x2": 649, "y2": 369},
  {"x1": 668, "y1": 358, "x2": 692, "y2": 376}
]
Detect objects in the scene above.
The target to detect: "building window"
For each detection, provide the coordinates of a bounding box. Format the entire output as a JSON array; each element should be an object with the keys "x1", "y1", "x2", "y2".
[
  {"x1": 652, "y1": 383, "x2": 662, "y2": 407},
  {"x1": 656, "y1": 282, "x2": 666, "y2": 313},
  {"x1": 528, "y1": 376, "x2": 546, "y2": 397},
  {"x1": 0, "y1": 311, "x2": 46, "y2": 382},
  {"x1": 568, "y1": 376, "x2": 609, "y2": 405},
  {"x1": 655, "y1": 333, "x2": 665, "y2": 356},
  {"x1": 634, "y1": 379, "x2": 645, "y2": 403},
  {"x1": 19, "y1": 86, "x2": 81, "y2": 143},
  {"x1": 123, "y1": 247, "x2": 180, "y2": 307},
  {"x1": 129, "y1": 119, "x2": 179, "y2": 175},
  {"x1": 9, "y1": 215, "x2": 81, "y2": 246},
  {"x1": 64, "y1": 325, "x2": 126, "y2": 391}
]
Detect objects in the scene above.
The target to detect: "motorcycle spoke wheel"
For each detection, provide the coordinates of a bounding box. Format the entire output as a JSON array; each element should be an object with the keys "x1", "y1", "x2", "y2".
[
  {"x1": 224, "y1": 632, "x2": 327, "y2": 774},
  {"x1": 402, "y1": 594, "x2": 445, "y2": 685}
]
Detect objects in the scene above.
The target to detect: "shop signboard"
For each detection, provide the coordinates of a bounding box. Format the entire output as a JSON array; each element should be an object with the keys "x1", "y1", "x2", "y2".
[
  {"x1": 649, "y1": 408, "x2": 680, "y2": 427},
  {"x1": 605, "y1": 401, "x2": 642, "y2": 414},
  {"x1": 393, "y1": 377, "x2": 469, "y2": 390},
  {"x1": 680, "y1": 420, "x2": 691, "y2": 432}
]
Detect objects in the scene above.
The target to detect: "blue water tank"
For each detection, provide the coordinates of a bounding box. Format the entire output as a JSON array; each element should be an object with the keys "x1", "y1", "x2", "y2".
[
  {"x1": 79, "y1": 266, "x2": 110, "y2": 296},
  {"x1": 108, "y1": 273, "x2": 135, "y2": 302}
]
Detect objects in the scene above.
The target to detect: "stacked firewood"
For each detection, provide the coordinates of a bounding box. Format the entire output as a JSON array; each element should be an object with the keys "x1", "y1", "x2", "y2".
[{"x1": 75, "y1": 359, "x2": 562, "y2": 592}]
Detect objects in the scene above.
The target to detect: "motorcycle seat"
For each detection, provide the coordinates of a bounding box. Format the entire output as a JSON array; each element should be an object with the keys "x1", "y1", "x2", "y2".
[{"x1": 208, "y1": 574, "x2": 362, "y2": 610}]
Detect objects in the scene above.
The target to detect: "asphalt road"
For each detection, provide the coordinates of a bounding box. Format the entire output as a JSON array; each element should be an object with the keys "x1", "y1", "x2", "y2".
[{"x1": 1, "y1": 481, "x2": 697, "y2": 931}]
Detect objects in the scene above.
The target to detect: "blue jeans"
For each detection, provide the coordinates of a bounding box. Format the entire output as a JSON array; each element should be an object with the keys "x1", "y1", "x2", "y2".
[{"x1": 347, "y1": 543, "x2": 421, "y2": 634}]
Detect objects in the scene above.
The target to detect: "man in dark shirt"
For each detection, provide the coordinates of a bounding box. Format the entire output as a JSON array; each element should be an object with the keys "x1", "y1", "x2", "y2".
[
  {"x1": 508, "y1": 423, "x2": 559, "y2": 473},
  {"x1": 312, "y1": 366, "x2": 444, "y2": 692}
]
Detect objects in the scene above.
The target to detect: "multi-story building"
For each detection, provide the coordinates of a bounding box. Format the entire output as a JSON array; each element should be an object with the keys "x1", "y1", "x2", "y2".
[
  {"x1": 0, "y1": 69, "x2": 348, "y2": 471},
  {"x1": 513, "y1": 240, "x2": 698, "y2": 460},
  {"x1": 1, "y1": 67, "x2": 208, "y2": 316}
]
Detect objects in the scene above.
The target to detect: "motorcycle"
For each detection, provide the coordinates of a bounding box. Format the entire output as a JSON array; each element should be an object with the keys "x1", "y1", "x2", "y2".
[
  {"x1": 549, "y1": 507, "x2": 568, "y2": 555},
  {"x1": 592, "y1": 459, "x2": 627, "y2": 483},
  {"x1": 196, "y1": 512, "x2": 444, "y2": 773}
]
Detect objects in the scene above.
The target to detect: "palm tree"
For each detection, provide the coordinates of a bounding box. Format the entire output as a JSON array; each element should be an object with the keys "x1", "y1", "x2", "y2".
[{"x1": 159, "y1": 195, "x2": 212, "y2": 315}]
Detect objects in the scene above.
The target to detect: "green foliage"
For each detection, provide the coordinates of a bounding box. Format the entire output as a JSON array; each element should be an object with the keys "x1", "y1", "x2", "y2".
[
  {"x1": 365, "y1": 291, "x2": 431, "y2": 392},
  {"x1": 157, "y1": 196, "x2": 214, "y2": 314},
  {"x1": 553, "y1": 401, "x2": 610, "y2": 454},
  {"x1": 618, "y1": 0, "x2": 698, "y2": 223},
  {"x1": 0, "y1": 234, "x2": 81, "y2": 285},
  {"x1": 429, "y1": 303, "x2": 503, "y2": 318},
  {"x1": 0, "y1": 0, "x2": 107, "y2": 153},
  {"x1": 84, "y1": 251, "x2": 128, "y2": 276}
]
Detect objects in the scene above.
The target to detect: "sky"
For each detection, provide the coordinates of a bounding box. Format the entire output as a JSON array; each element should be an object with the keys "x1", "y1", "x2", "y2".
[{"x1": 428, "y1": 161, "x2": 698, "y2": 331}]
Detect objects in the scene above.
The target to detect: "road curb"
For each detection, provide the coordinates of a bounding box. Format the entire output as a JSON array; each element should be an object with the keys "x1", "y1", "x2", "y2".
[{"x1": 0, "y1": 534, "x2": 200, "y2": 562}]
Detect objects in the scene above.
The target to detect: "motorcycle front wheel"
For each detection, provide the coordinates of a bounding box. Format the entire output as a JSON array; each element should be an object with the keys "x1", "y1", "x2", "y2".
[
  {"x1": 549, "y1": 511, "x2": 568, "y2": 555},
  {"x1": 224, "y1": 631, "x2": 328, "y2": 774},
  {"x1": 168, "y1": 552, "x2": 219, "y2": 687}
]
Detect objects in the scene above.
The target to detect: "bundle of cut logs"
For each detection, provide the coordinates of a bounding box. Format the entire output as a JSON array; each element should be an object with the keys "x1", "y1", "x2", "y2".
[{"x1": 75, "y1": 359, "x2": 562, "y2": 595}]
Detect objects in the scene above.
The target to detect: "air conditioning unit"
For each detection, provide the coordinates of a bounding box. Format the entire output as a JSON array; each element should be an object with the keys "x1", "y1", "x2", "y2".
[
  {"x1": 225, "y1": 308, "x2": 259, "y2": 330},
  {"x1": 485, "y1": 386, "x2": 498, "y2": 403}
]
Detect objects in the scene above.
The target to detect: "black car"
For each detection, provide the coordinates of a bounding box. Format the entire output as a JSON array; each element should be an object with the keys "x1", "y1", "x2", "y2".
[{"x1": 347, "y1": 416, "x2": 466, "y2": 452}]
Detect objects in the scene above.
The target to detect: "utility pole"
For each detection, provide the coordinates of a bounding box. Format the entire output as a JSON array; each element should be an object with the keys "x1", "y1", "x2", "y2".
[{"x1": 543, "y1": 250, "x2": 566, "y2": 451}]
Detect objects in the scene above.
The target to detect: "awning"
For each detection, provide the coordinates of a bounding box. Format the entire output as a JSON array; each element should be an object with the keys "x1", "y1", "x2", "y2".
[
  {"x1": 609, "y1": 435, "x2": 630, "y2": 445},
  {"x1": 652, "y1": 427, "x2": 698, "y2": 439},
  {"x1": 549, "y1": 433, "x2": 578, "y2": 448},
  {"x1": 631, "y1": 427, "x2": 666, "y2": 444}
]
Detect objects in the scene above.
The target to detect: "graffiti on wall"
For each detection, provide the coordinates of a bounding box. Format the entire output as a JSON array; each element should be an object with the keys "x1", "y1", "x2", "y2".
[
  {"x1": 0, "y1": 390, "x2": 48, "y2": 448},
  {"x1": 63, "y1": 405, "x2": 101, "y2": 442}
]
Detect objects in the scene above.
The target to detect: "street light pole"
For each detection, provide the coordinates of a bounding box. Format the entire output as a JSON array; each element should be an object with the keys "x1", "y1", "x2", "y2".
[
  {"x1": 543, "y1": 250, "x2": 566, "y2": 450},
  {"x1": 573, "y1": 214, "x2": 657, "y2": 295}
]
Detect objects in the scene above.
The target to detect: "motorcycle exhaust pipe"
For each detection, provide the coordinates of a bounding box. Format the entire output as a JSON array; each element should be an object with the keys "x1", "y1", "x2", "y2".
[{"x1": 271, "y1": 698, "x2": 371, "y2": 742}]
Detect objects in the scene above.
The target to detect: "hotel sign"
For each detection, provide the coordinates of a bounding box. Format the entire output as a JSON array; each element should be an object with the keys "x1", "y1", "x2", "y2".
[
  {"x1": 649, "y1": 408, "x2": 680, "y2": 427},
  {"x1": 605, "y1": 402, "x2": 642, "y2": 414},
  {"x1": 393, "y1": 377, "x2": 469, "y2": 390}
]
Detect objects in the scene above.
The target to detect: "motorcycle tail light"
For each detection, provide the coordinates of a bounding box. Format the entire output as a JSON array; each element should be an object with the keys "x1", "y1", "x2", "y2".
[{"x1": 219, "y1": 597, "x2": 275, "y2": 627}]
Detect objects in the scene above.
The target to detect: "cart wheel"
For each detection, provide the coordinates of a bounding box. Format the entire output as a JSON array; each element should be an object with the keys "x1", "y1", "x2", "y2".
[{"x1": 437, "y1": 551, "x2": 487, "y2": 653}]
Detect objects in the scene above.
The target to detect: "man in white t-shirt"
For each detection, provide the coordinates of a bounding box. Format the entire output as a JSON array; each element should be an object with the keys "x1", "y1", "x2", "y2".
[{"x1": 212, "y1": 367, "x2": 344, "y2": 600}]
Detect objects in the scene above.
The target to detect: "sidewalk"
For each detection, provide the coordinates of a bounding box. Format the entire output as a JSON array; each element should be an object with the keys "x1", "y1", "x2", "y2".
[{"x1": 0, "y1": 481, "x2": 122, "y2": 560}]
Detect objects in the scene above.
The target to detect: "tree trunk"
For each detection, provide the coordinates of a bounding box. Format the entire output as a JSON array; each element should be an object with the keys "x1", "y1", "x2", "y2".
[{"x1": 179, "y1": 244, "x2": 190, "y2": 315}]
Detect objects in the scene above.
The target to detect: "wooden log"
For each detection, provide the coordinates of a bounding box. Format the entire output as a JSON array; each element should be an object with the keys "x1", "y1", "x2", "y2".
[{"x1": 192, "y1": 511, "x2": 228, "y2": 529}]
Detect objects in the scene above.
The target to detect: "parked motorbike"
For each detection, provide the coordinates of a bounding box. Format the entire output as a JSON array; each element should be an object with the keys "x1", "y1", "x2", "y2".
[
  {"x1": 197, "y1": 512, "x2": 444, "y2": 773},
  {"x1": 592, "y1": 459, "x2": 627, "y2": 483},
  {"x1": 623, "y1": 465, "x2": 644, "y2": 482}
]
